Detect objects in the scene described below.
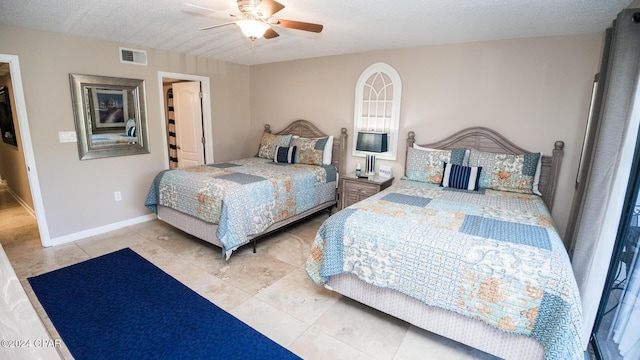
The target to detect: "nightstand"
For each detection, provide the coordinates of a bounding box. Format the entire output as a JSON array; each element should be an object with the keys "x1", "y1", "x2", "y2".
[{"x1": 341, "y1": 173, "x2": 394, "y2": 209}]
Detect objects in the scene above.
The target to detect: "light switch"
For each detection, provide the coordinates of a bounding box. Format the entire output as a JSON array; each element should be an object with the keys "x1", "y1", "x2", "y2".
[{"x1": 59, "y1": 131, "x2": 77, "y2": 143}]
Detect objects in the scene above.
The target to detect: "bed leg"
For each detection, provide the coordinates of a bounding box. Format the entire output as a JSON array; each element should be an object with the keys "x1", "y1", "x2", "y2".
[{"x1": 252, "y1": 239, "x2": 257, "y2": 253}]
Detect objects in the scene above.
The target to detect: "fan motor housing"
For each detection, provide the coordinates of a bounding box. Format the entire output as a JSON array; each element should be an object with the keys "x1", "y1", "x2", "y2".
[{"x1": 237, "y1": 0, "x2": 260, "y2": 14}]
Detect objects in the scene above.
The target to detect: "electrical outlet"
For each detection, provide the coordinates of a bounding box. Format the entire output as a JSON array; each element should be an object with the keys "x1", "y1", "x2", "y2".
[{"x1": 114, "y1": 191, "x2": 122, "y2": 201}]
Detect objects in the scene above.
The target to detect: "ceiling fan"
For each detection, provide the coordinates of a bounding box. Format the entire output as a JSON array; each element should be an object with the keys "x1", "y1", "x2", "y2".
[{"x1": 185, "y1": 0, "x2": 323, "y2": 41}]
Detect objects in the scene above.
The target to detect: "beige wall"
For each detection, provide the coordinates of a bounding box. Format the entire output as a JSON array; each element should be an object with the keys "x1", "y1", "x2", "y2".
[
  {"x1": 0, "y1": 72, "x2": 33, "y2": 209},
  {"x1": 0, "y1": 23, "x2": 604, "y2": 244},
  {"x1": 0, "y1": 25, "x2": 251, "y2": 239},
  {"x1": 250, "y1": 34, "x2": 604, "y2": 241}
]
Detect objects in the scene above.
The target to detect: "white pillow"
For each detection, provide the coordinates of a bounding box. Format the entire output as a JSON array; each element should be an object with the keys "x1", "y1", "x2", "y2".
[
  {"x1": 323, "y1": 135, "x2": 334, "y2": 165},
  {"x1": 532, "y1": 156, "x2": 542, "y2": 196}
]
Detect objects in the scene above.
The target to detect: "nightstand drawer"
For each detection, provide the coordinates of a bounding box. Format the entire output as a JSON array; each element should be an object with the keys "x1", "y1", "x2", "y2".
[
  {"x1": 343, "y1": 193, "x2": 362, "y2": 208},
  {"x1": 344, "y1": 180, "x2": 378, "y2": 197},
  {"x1": 339, "y1": 173, "x2": 394, "y2": 210}
]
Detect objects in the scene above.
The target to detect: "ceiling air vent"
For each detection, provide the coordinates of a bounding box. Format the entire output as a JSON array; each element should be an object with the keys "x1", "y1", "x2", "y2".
[{"x1": 119, "y1": 47, "x2": 147, "y2": 66}]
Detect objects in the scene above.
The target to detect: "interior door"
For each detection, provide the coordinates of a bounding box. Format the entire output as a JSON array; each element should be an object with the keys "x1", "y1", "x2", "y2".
[{"x1": 173, "y1": 81, "x2": 204, "y2": 167}]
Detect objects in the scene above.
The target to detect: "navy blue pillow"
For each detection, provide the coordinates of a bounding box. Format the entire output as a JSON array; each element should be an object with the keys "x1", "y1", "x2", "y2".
[
  {"x1": 440, "y1": 162, "x2": 482, "y2": 191},
  {"x1": 274, "y1": 146, "x2": 297, "y2": 164}
]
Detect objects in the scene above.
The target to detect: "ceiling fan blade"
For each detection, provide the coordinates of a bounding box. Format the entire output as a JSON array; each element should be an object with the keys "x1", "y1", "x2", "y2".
[
  {"x1": 254, "y1": 0, "x2": 285, "y2": 18},
  {"x1": 199, "y1": 21, "x2": 237, "y2": 31},
  {"x1": 183, "y1": 3, "x2": 239, "y2": 19},
  {"x1": 183, "y1": 3, "x2": 219, "y2": 12},
  {"x1": 263, "y1": 27, "x2": 280, "y2": 39},
  {"x1": 273, "y1": 19, "x2": 323, "y2": 33}
]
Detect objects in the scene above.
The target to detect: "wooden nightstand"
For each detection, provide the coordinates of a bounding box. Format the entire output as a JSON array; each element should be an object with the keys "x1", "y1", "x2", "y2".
[{"x1": 341, "y1": 173, "x2": 394, "y2": 209}]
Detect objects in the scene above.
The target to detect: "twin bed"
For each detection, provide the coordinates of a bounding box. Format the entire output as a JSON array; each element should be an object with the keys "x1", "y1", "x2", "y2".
[{"x1": 146, "y1": 121, "x2": 582, "y2": 360}]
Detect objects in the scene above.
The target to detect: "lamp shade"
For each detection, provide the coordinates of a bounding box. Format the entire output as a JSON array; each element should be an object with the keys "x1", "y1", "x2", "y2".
[
  {"x1": 237, "y1": 19, "x2": 270, "y2": 40},
  {"x1": 356, "y1": 131, "x2": 388, "y2": 153}
]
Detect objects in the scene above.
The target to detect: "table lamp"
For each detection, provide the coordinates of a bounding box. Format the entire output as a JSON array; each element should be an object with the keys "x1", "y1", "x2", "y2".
[{"x1": 356, "y1": 131, "x2": 388, "y2": 176}]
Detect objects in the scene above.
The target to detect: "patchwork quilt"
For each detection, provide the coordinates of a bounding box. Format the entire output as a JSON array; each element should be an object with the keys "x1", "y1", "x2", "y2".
[
  {"x1": 146, "y1": 158, "x2": 336, "y2": 256},
  {"x1": 306, "y1": 180, "x2": 582, "y2": 360}
]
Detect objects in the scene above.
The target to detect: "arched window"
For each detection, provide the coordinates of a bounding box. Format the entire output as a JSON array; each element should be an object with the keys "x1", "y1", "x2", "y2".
[{"x1": 352, "y1": 62, "x2": 402, "y2": 161}]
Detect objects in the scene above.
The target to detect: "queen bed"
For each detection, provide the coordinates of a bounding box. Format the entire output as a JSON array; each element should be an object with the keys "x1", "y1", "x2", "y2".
[
  {"x1": 145, "y1": 120, "x2": 347, "y2": 259},
  {"x1": 306, "y1": 127, "x2": 582, "y2": 360}
]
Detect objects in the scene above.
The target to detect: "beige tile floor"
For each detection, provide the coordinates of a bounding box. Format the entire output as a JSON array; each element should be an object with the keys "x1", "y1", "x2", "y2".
[{"x1": 0, "y1": 184, "x2": 497, "y2": 360}]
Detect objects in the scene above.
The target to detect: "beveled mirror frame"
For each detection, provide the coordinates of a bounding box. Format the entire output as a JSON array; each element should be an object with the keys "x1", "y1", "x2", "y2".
[{"x1": 70, "y1": 73, "x2": 149, "y2": 160}]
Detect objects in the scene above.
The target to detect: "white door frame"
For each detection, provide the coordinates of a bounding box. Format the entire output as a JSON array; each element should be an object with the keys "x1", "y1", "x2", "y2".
[
  {"x1": 157, "y1": 72, "x2": 213, "y2": 169},
  {"x1": 0, "y1": 54, "x2": 51, "y2": 246}
]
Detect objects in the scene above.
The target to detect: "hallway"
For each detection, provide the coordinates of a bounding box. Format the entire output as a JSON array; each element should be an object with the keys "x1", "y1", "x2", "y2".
[{"x1": 0, "y1": 183, "x2": 41, "y2": 262}]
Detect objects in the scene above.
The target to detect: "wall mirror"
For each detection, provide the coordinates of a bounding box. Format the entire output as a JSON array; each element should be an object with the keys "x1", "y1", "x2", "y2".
[{"x1": 70, "y1": 74, "x2": 149, "y2": 160}]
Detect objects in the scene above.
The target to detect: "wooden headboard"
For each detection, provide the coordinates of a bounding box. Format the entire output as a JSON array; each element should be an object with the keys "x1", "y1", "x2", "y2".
[
  {"x1": 264, "y1": 119, "x2": 348, "y2": 176},
  {"x1": 407, "y1": 127, "x2": 564, "y2": 211}
]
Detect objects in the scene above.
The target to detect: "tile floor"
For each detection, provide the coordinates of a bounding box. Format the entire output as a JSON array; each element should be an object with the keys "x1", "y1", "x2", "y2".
[{"x1": 0, "y1": 183, "x2": 498, "y2": 359}]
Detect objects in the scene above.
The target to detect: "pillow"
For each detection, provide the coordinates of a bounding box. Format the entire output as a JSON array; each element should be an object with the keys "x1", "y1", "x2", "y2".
[
  {"x1": 258, "y1": 133, "x2": 293, "y2": 160},
  {"x1": 125, "y1": 119, "x2": 136, "y2": 137},
  {"x1": 463, "y1": 149, "x2": 471, "y2": 166},
  {"x1": 413, "y1": 143, "x2": 470, "y2": 166},
  {"x1": 323, "y1": 135, "x2": 334, "y2": 165},
  {"x1": 532, "y1": 156, "x2": 542, "y2": 196},
  {"x1": 440, "y1": 162, "x2": 482, "y2": 191},
  {"x1": 274, "y1": 146, "x2": 297, "y2": 164},
  {"x1": 299, "y1": 135, "x2": 333, "y2": 164},
  {"x1": 291, "y1": 136, "x2": 328, "y2": 166},
  {"x1": 404, "y1": 147, "x2": 467, "y2": 184},
  {"x1": 467, "y1": 149, "x2": 541, "y2": 194}
]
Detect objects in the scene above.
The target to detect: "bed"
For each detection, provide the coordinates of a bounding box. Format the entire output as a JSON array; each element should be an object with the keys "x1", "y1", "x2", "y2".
[
  {"x1": 145, "y1": 120, "x2": 347, "y2": 259},
  {"x1": 91, "y1": 119, "x2": 138, "y2": 146},
  {"x1": 91, "y1": 133, "x2": 138, "y2": 146},
  {"x1": 306, "y1": 127, "x2": 582, "y2": 360}
]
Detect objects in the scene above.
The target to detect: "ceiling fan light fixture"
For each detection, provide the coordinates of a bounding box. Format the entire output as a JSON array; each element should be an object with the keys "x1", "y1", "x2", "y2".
[{"x1": 237, "y1": 19, "x2": 270, "y2": 40}]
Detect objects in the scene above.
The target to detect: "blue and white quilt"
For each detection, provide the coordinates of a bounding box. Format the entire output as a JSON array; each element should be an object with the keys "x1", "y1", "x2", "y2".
[
  {"x1": 146, "y1": 158, "x2": 336, "y2": 257},
  {"x1": 306, "y1": 179, "x2": 582, "y2": 360}
]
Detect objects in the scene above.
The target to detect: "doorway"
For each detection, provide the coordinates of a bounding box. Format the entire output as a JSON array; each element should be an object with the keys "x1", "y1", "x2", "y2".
[
  {"x1": 157, "y1": 72, "x2": 213, "y2": 169},
  {"x1": 0, "y1": 55, "x2": 50, "y2": 247}
]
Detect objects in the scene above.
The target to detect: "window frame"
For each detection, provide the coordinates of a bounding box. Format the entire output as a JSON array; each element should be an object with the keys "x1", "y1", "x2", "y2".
[{"x1": 352, "y1": 62, "x2": 402, "y2": 161}]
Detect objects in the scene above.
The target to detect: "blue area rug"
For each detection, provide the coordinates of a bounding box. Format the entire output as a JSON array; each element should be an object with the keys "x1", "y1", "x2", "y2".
[{"x1": 28, "y1": 248, "x2": 300, "y2": 360}]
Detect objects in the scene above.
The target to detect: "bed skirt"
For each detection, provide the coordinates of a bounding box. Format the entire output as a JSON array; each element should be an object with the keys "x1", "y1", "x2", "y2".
[
  {"x1": 157, "y1": 201, "x2": 336, "y2": 256},
  {"x1": 326, "y1": 273, "x2": 545, "y2": 360}
]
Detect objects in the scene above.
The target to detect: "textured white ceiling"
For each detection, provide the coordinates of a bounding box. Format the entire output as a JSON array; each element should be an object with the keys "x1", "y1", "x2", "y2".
[{"x1": 0, "y1": 0, "x2": 632, "y2": 65}]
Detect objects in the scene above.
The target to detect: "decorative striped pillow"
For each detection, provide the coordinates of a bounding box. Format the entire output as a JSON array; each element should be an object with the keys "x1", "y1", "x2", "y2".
[
  {"x1": 440, "y1": 162, "x2": 482, "y2": 191},
  {"x1": 274, "y1": 146, "x2": 297, "y2": 164}
]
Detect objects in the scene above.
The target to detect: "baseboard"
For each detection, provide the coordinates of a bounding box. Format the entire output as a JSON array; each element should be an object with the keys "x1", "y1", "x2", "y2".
[
  {"x1": 45, "y1": 214, "x2": 158, "y2": 247},
  {"x1": 5, "y1": 186, "x2": 36, "y2": 218}
]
